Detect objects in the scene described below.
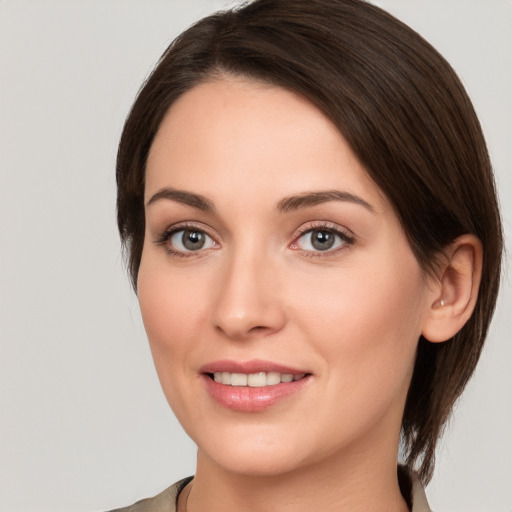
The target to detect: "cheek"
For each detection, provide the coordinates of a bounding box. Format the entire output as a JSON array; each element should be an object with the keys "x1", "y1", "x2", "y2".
[
  {"x1": 137, "y1": 256, "x2": 208, "y2": 368},
  {"x1": 291, "y1": 254, "x2": 427, "y2": 388},
  {"x1": 136, "y1": 255, "x2": 214, "y2": 425}
]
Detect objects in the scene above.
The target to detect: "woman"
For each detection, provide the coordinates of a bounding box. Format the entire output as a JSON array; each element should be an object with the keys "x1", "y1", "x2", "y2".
[{"x1": 112, "y1": 0, "x2": 502, "y2": 510}]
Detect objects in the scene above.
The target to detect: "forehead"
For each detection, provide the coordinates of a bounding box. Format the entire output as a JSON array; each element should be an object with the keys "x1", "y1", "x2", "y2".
[{"x1": 145, "y1": 77, "x2": 387, "y2": 212}]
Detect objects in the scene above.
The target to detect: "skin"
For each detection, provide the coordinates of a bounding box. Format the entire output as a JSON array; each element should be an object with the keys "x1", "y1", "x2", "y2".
[{"x1": 138, "y1": 77, "x2": 443, "y2": 512}]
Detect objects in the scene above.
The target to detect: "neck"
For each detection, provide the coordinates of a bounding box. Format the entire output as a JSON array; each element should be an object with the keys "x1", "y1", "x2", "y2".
[{"x1": 187, "y1": 438, "x2": 409, "y2": 512}]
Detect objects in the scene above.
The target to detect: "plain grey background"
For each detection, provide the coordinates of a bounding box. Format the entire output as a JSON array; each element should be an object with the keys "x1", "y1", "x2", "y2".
[{"x1": 0, "y1": 1, "x2": 510, "y2": 511}]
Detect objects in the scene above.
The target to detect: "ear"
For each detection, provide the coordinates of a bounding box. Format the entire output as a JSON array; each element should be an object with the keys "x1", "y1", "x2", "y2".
[{"x1": 421, "y1": 234, "x2": 483, "y2": 343}]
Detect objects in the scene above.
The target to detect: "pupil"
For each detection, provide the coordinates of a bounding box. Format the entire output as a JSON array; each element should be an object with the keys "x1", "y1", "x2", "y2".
[
  {"x1": 183, "y1": 230, "x2": 205, "y2": 250},
  {"x1": 312, "y1": 230, "x2": 334, "y2": 250}
]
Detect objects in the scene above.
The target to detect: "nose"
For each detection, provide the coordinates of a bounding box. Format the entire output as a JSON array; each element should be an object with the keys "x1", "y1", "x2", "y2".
[{"x1": 211, "y1": 250, "x2": 287, "y2": 340}]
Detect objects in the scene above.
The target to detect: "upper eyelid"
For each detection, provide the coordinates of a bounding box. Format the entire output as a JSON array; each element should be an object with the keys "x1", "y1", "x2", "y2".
[
  {"x1": 160, "y1": 221, "x2": 216, "y2": 237},
  {"x1": 292, "y1": 221, "x2": 354, "y2": 239}
]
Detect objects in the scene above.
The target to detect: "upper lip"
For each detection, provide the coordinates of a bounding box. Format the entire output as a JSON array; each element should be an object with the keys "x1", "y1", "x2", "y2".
[{"x1": 199, "y1": 359, "x2": 310, "y2": 375}]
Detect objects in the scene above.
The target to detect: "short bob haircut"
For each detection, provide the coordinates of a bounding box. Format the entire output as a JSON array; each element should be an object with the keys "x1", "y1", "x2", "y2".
[{"x1": 116, "y1": 0, "x2": 503, "y2": 483}]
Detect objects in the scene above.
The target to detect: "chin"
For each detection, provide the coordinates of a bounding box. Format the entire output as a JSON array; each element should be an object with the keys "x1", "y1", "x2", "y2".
[
  {"x1": 185, "y1": 420, "x2": 311, "y2": 477},
  {"x1": 192, "y1": 420, "x2": 352, "y2": 480},
  {"x1": 202, "y1": 445, "x2": 309, "y2": 477}
]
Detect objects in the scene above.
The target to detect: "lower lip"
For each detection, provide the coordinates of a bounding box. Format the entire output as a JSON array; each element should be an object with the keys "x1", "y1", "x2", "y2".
[{"x1": 202, "y1": 374, "x2": 311, "y2": 412}]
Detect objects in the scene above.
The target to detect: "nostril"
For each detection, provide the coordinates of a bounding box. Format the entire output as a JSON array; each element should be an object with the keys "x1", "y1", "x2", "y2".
[{"x1": 249, "y1": 325, "x2": 269, "y2": 332}]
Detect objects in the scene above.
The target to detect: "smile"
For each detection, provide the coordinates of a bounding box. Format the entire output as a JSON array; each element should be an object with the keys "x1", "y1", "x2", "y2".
[
  {"x1": 211, "y1": 371, "x2": 306, "y2": 387},
  {"x1": 200, "y1": 360, "x2": 312, "y2": 411}
]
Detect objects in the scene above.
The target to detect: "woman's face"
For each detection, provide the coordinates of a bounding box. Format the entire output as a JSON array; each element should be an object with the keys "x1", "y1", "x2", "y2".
[{"x1": 138, "y1": 78, "x2": 435, "y2": 477}]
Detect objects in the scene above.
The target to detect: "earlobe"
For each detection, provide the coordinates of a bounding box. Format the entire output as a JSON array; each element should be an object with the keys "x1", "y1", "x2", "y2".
[{"x1": 422, "y1": 234, "x2": 483, "y2": 343}]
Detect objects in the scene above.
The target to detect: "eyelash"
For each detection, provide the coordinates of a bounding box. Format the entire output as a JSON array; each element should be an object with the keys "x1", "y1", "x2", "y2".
[
  {"x1": 153, "y1": 221, "x2": 355, "y2": 258},
  {"x1": 290, "y1": 222, "x2": 355, "y2": 257},
  {"x1": 153, "y1": 222, "x2": 217, "y2": 258}
]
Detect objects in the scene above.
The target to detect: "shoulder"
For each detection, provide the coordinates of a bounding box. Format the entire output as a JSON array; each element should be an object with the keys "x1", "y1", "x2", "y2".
[
  {"x1": 106, "y1": 477, "x2": 192, "y2": 512},
  {"x1": 399, "y1": 466, "x2": 432, "y2": 512},
  {"x1": 410, "y1": 474, "x2": 432, "y2": 512}
]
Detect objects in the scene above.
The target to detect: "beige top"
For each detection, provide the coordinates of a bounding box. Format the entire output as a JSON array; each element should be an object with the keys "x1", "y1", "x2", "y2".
[{"x1": 108, "y1": 470, "x2": 432, "y2": 512}]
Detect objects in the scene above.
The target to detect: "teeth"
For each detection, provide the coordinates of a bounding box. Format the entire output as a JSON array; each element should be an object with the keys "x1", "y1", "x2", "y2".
[
  {"x1": 248, "y1": 372, "x2": 266, "y2": 387},
  {"x1": 212, "y1": 371, "x2": 306, "y2": 387},
  {"x1": 266, "y1": 372, "x2": 281, "y2": 385},
  {"x1": 231, "y1": 373, "x2": 248, "y2": 386}
]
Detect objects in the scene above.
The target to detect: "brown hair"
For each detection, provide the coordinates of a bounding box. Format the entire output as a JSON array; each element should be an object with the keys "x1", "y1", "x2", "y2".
[{"x1": 116, "y1": 0, "x2": 503, "y2": 482}]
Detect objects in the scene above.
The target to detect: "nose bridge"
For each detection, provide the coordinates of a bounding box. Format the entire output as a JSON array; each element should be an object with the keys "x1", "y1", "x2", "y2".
[{"x1": 212, "y1": 241, "x2": 285, "y2": 339}]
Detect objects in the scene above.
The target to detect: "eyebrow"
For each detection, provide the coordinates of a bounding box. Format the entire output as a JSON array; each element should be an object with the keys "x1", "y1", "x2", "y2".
[
  {"x1": 277, "y1": 190, "x2": 375, "y2": 213},
  {"x1": 146, "y1": 187, "x2": 215, "y2": 212},
  {"x1": 146, "y1": 187, "x2": 374, "y2": 215}
]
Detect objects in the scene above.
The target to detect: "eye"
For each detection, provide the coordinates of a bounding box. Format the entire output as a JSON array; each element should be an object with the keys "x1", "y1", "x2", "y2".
[
  {"x1": 168, "y1": 228, "x2": 216, "y2": 253},
  {"x1": 293, "y1": 228, "x2": 352, "y2": 253}
]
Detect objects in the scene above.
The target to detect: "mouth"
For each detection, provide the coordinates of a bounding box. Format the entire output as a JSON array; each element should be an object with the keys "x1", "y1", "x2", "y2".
[
  {"x1": 200, "y1": 360, "x2": 312, "y2": 412},
  {"x1": 207, "y1": 371, "x2": 307, "y2": 387}
]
